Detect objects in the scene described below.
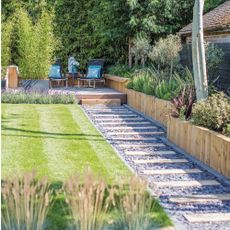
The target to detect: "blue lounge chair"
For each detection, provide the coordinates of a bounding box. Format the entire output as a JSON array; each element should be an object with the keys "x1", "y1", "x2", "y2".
[
  {"x1": 78, "y1": 59, "x2": 105, "y2": 88},
  {"x1": 48, "y1": 60, "x2": 68, "y2": 88}
]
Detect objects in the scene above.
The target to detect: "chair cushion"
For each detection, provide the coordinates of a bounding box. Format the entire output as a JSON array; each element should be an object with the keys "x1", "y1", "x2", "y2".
[
  {"x1": 86, "y1": 65, "x2": 101, "y2": 79},
  {"x1": 48, "y1": 65, "x2": 62, "y2": 79}
]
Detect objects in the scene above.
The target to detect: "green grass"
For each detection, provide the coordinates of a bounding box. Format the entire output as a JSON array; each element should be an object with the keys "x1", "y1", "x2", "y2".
[
  {"x1": 2, "y1": 104, "x2": 130, "y2": 182},
  {"x1": 1, "y1": 104, "x2": 172, "y2": 229}
]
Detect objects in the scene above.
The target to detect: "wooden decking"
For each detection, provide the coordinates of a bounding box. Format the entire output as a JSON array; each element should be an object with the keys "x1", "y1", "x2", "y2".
[{"x1": 50, "y1": 87, "x2": 127, "y2": 104}]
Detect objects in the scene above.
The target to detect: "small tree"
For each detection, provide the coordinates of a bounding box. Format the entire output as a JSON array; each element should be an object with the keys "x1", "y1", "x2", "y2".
[
  {"x1": 192, "y1": 0, "x2": 208, "y2": 101},
  {"x1": 131, "y1": 33, "x2": 151, "y2": 67},
  {"x1": 148, "y1": 34, "x2": 182, "y2": 77}
]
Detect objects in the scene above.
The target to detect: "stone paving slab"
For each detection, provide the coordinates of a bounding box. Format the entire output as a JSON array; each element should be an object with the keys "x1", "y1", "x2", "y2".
[
  {"x1": 104, "y1": 126, "x2": 158, "y2": 130},
  {"x1": 95, "y1": 117, "x2": 144, "y2": 121},
  {"x1": 92, "y1": 114, "x2": 136, "y2": 117},
  {"x1": 101, "y1": 121, "x2": 152, "y2": 125},
  {"x1": 119, "y1": 143, "x2": 166, "y2": 148},
  {"x1": 111, "y1": 137, "x2": 157, "y2": 141},
  {"x1": 153, "y1": 180, "x2": 220, "y2": 188},
  {"x1": 125, "y1": 150, "x2": 177, "y2": 156},
  {"x1": 169, "y1": 194, "x2": 230, "y2": 204},
  {"x1": 143, "y1": 168, "x2": 202, "y2": 175},
  {"x1": 108, "y1": 131, "x2": 165, "y2": 135},
  {"x1": 184, "y1": 213, "x2": 230, "y2": 223},
  {"x1": 134, "y1": 158, "x2": 188, "y2": 164}
]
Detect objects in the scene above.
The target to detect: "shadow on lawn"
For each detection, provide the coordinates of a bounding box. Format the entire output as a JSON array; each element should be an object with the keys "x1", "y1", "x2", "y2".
[{"x1": 1, "y1": 126, "x2": 104, "y2": 141}]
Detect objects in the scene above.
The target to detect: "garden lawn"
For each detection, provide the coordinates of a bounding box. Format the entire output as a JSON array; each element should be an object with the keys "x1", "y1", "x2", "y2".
[
  {"x1": 1, "y1": 103, "x2": 172, "y2": 229},
  {"x1": 2, "y1": 104, "x2": 131, "y2": 182}
]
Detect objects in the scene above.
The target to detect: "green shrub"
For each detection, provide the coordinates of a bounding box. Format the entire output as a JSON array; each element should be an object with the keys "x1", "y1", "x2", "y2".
[
  {"x1": 1, "y1": 91, "x2": 77, "y2": 104},
  {"x1": 223, "y1": 124, "x2": 230, "y2": 137},
  {"x1": 155, "y1": 78, "x2": 181, "y2": 101},
  {"x1": 192, "y1": 93, "x2": 230, "y2": 132}
]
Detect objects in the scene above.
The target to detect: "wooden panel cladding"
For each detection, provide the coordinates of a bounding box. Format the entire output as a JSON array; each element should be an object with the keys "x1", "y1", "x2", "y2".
[
  {"x1": 127, "y1": 89, "x2": 174, "y2": 127},
  {"x1": 167, "y1": 116, "x2": 230, "y2": 178},
  {"x1": 104, "y1": 75, "x2": 129, "y2": 93}
]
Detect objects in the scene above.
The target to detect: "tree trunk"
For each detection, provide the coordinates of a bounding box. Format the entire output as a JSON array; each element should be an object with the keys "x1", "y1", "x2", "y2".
[
  {"x1": 141, "y1": 55, "x2": 145, "y2": 67},
  {"x1": 192, "y1": 0, "x2": 208, "y2": 101},
  {"x1": 128, "y1": 37, "x2": 132, "y2": 68}
]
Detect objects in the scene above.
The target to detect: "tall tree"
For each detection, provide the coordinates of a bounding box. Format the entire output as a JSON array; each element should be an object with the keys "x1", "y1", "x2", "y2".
[{"x1": 192, "y1": 0, "x2": 208, "y2": 101}]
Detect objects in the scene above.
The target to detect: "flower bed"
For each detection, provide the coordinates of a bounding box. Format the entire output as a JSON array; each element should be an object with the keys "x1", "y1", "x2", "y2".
[{"x1": 167, "y1": 116, "x2": 230, "y2": 178}]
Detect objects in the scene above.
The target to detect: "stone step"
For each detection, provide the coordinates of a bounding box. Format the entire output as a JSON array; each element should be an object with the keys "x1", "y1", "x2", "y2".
[
  {"x1": 169, "y1": 194, "x2": 230, "y2": 204},
  {"x1": 111, "y1": 137, "x2": 157, "y2": 141},
  {"x1": 143, "y1": 168, "x2": 202, "y2": 175},
  {"x1": 108, "y1": 131, "x2": 164, "y2": 135},
  {"x1": 184, "y1": 213, "x2": 230, "y2": 223},
  {"x1": 125, "y1": 150, "x2": 176, "y2": 156},
  {"x1": 134, "y1": 158, "x2": 188, "y2": 164},
  {"x1": 119, "y1": 143, "x2": 165, "y2": 148},
  {"x1": 96, "y1": 117, "x2": 144, "y2": 121},
  {"x1": 104, "y1": 126, "x2": 158, "y2": 130},
  {"x1": 92, "y1": 114, "x2": 136, "y2": 117},
  {"x1": 101, "y1": 122, "x2": 151, "y2": 125},
  {"x1": 153, "y1": 180, "x2": 220, "y2": 188},
  {"x1": 82, "y1": 99, "x2": 121, "y2": 106}
]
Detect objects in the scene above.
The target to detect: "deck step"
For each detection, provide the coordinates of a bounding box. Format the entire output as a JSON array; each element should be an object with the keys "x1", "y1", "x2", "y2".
[
  {"x1": 143, "y1": 168, "x2": 202, "y2": 175},
  {"x1": 108, "y1": 131, "x2": 164, "y2": 135},
  {"x1": 169, "y1": 194, "x2": 230, "y2": 204},
  {"x1": 153, "y1": 180, "x2": 220, "y2": 188},
  {"x1": 119, "y1": 143, "x2": 165, "y2": 148},
  {"x1": 82, "y1": 99, "x2": 121, "y2": 106},
  {"x1": 184, "y1": 213, "x2": 230, "y2": 223},
  {"x1": 125, "y1": 150, "x2": 176, "y2": 156},
  {"x1": 134, "y1": 158, "x2": 188, "y2": 164}
]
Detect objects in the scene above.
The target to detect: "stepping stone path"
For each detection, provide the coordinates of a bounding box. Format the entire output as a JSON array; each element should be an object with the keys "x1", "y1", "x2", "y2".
[{"x1": 83, "y1": 105, "x2": 230, "y2": 230}]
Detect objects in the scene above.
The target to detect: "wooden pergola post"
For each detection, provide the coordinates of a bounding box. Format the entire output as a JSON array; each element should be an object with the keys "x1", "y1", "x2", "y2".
[{"x1": 6, "y1": 65, "x2": 19, "y2": 89}]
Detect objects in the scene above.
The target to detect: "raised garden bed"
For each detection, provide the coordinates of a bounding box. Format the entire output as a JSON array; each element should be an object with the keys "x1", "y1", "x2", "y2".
[
  {"x1": 167, "y1": 116, "x2": 230, "y2": 178},
  {"x1": 106, "y1": 74, "x2": 230, "y2": 178},
  {"x1": 105, "y1": 75, "x2": 174, "y2": 127}
]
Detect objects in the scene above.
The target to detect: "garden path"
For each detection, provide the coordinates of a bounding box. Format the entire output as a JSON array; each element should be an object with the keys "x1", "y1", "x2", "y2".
[{"x1": 83, "y1": 105, "x2": 230, "y2": 230}]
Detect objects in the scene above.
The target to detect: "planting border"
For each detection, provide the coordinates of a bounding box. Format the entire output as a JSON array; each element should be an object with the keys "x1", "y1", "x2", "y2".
[{"x1": 105, "y1": 74, "x2": 230, "y2": 179}]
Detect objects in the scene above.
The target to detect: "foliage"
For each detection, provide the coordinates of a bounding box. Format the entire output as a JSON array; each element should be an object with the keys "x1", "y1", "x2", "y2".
[
  {"x1": 107, "y1": 64, "x2": 139, "y2": 78},
  {"x1": 2, "y1": 0, "x2": 195, "y2": 68},
  {"x1": 64, "y1": 169, "x2": 114, "y2": 230},
  {"x1": 223, "y1": 123, "x2": 230, "y2": 137},
  {"x1": 171, "y1": 85, "x2": 196, "y2": 120},
  {"x1": 1, "y1": 20, "x2": 13, "y2": 67},
  {"x1": 155, "y1": 78, "x2": 181, "y2": 100},
  {"x1": 129, "y1": 70, "x2": 156, "y2": 95},
  {"x1": 148, "y1": 35, "x2": 182, "y2": 76},
  {"x1": 3, "y1": 7, "x2": 57, "y2": 79},
  {"x1": 126, "y1": 66, "x2": 194, "y2": 100},
  {"x1": 192, "y1": 92, "x2": 230, "y2": 133},
  {"x1": 131, "y1": 33, "x2": 151, "y2": 67},
  {"x1": 1, "y1": 90, "x2": 77, "y2": 104},
  {"x1": 205, "y1": 42, "x2": 224, "y2": 79},
  {"x1": 1, "y1": 172, "x2": 53, "y2": 230},
  {"x1": 113, "y1": 176, "x2": 156, "y2": 230}
]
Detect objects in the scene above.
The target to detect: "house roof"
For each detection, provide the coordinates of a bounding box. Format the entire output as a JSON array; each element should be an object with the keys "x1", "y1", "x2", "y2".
[{"x1": 179, "y1": 1, "x2": 230, "y2": 36}]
